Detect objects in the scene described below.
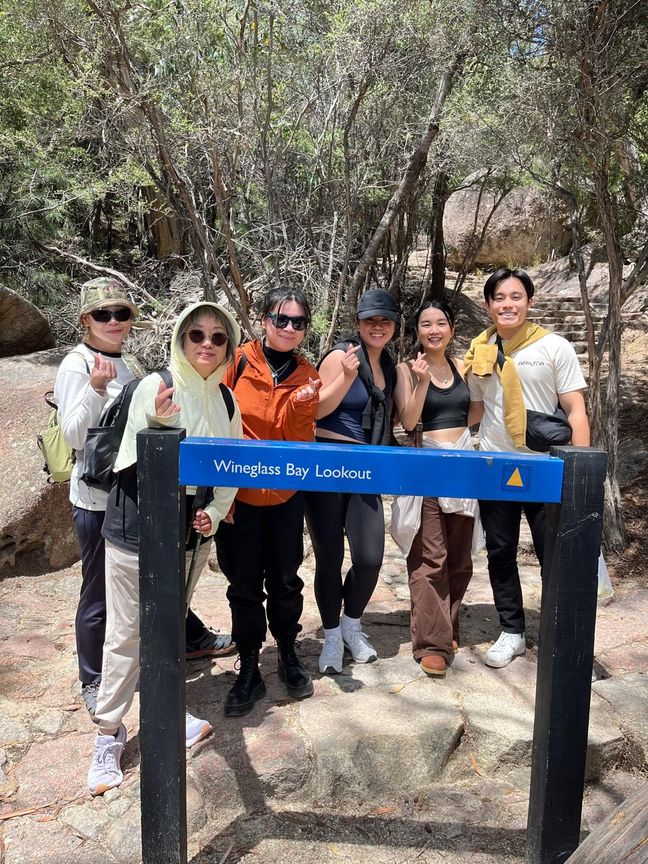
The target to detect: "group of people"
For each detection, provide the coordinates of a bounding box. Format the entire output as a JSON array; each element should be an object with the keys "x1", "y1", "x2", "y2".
[{"x1": 54, "y1": 268, "x2": 588, "y2": 797}]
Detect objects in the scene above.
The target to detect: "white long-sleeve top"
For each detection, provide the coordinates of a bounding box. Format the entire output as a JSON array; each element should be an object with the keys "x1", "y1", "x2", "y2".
[{"x1": 53, "y1": 343, "x2": 137, "y2": 510}]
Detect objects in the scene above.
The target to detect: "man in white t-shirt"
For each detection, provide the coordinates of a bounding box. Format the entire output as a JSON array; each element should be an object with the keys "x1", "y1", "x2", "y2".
[{"x1": 466, "y1": 268, "x2": 589, "y2": 668}]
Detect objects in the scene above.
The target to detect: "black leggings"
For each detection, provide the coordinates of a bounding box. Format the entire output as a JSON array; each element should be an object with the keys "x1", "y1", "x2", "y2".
[{"x1": 305, "y1": 490, "x2": 385, "y2": 629}]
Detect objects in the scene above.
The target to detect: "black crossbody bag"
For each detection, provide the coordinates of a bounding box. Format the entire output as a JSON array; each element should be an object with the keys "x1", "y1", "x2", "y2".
[{"x1": 525, "y1": 407, "x2": 572, "y2": 452}]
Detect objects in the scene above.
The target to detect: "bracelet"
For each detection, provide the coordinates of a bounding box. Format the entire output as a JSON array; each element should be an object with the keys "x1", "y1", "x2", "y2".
[{"x1": 92, "y1": 386, "x2": 107, "y2": 396}]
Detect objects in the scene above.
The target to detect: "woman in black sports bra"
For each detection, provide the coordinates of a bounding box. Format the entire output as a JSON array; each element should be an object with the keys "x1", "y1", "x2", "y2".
[{"x1": 393, "y1": 300, "x2": 481, "y2": 678}]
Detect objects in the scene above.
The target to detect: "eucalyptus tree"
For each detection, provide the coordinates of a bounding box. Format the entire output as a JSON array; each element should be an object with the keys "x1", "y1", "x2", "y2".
[{"x1": 499, "y1": 0, "x2": 648, "y2": 550}]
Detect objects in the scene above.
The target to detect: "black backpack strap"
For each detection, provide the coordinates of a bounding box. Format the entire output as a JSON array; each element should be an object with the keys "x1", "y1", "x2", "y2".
[
  {"x1": 158, "y1": 368, "x2": 173, "y2": 390},
  {"x1": 317, "y1": 336, "x2": 360, "y2": 372},
  {"x1": 109, "y1": 378, "x2": 141, "y2": 453},
  {"x1": 111, "y1": 369, "x2": 173, "y2": 456},
  {"x1": 219, "y1": 383, "x2": 235, "y2": 421},
  {"x1": 232, "y1": 351, "x2": 248, "y2": 387}
]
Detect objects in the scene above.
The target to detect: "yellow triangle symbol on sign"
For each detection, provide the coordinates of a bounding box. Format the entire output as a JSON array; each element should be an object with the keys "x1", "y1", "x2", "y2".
[{"x1": 507, "y1": 468, "x2": 524, "y2": 487}]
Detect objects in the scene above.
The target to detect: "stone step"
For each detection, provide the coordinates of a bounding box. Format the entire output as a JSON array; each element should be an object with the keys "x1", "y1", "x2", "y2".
[{"x1": 528, "y1": 309, "x2": 645, "y2": 321}]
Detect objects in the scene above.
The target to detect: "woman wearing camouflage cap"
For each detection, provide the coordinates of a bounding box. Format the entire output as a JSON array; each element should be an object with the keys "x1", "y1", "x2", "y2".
[
  {"x1": 53, "y1": 277, "x2": 142, "y2": 717},
  {"x1": 54, "y1": 278, "x2": 234, "y2": 718}
]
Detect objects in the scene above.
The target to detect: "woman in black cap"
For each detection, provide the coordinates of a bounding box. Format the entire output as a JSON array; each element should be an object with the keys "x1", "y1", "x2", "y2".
[{"x1": 306, "y1": 289, "x2": 398, "y2": 674}]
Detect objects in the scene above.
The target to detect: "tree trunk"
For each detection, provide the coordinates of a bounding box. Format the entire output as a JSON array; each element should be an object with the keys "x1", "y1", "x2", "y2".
[
  {"x1": 595, "y1": 163, "x2": 627, "y2": 552},
  {"x1": 556, "y1": 186, "x2": 606, "y2": 447},
  {"x1": 428, "y1": 170, "x2": 448, "y2": 300},
  {"x1": 140, "y1": 187, "x2": 183, "y2": 260},
  {"x1": 210, "y1": 145, "x2": 250, "y2": 315},
  {"x1": 324, "y1": 73, "x2": 375, "y2": 349},
  {"x1": 348, "y1": 54, "x2": 465, "y2": 299}
]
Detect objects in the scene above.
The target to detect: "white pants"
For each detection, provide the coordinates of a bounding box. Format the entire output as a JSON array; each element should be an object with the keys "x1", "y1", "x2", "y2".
[{"x1": 94, "y1": 539, "x2": 211, "y2": 734}]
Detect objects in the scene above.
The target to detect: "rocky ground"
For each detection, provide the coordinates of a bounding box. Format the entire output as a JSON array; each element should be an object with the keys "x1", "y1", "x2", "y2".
[{"x1": 1, "y1": 516, "x2": 647, "y2": 864}]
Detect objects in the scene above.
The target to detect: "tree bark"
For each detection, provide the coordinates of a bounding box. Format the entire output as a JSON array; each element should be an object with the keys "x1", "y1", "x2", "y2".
[
  {"x1": 210, "y1": 145, "x2": 250, "y2": 316},
  {"x1": 595, "y1": 165, "x2": 627, "y2": 552},
  {"x1": 324, "y1": 72, "x2": 375, "y2": 349},
  {"x1": 428, "y1": 170, "x2": 448, "y2": 300}
]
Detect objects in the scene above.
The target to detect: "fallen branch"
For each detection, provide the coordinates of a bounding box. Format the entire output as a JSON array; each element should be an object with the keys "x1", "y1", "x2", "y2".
[
  {"x1": 0, "y1": 793, "x2": 85, "y2": 821},
  {"x1": 38, "y1": 245, "x2": 159, "y2": 306},
  {"x1": 469, "y1": 752, "x2": 486, "y2": 776},
  {"x1": 217, "y1": 840, "x2": 236, "y2": 864}
]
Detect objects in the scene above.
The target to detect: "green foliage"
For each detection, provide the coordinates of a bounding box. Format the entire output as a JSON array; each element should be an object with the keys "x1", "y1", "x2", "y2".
[{"x1": 0, "y1": 0, "x2": 645, "y2": 331}]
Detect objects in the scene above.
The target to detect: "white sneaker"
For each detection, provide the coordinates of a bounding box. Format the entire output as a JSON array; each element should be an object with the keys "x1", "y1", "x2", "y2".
[
  {"x1": 185, "y1": 710, "x2": 212, "y2": 748},
  {"x1": 484, "y1": 632, "x2": 526, "y2": 668},
  {"x1": 319, "y1": 630, "x2": 344, "y2": 675},
  {"x1": 341, "y1": 616, "x2": 377, "y2": 664},
  {"x1": 87, "y1": 723, "x2": 127, "y2": 796}
]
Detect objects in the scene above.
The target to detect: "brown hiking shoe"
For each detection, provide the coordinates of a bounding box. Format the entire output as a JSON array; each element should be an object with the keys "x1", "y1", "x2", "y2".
[{"x1": 420, "y1": 655, "x2": 446, "y2": 677}]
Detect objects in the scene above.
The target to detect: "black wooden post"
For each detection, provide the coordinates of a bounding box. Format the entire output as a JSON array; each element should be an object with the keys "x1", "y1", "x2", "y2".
[
  {"x1": 526, "y1": 446, "x2": 608, "y2": 864},
  {"x1": 137, "y1": 428, "x2": 187, "y2": 864}
]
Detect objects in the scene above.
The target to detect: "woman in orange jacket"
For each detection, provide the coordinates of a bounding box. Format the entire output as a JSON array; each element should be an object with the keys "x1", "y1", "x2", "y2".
[{"x1": 216, "y1": 287, "x2": 320, "y2": 717}]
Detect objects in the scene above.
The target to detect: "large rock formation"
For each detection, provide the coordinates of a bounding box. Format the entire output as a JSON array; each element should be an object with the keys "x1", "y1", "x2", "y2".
[
  {"x1": 443, "y1": 184, "x2": 571, "y2": 269},
  {"x1": 0, "y1": 347, "x2": 79, "y2": 576},
  {"x1": 0, "y1": 285, "x2": 55, "y2": 357}
]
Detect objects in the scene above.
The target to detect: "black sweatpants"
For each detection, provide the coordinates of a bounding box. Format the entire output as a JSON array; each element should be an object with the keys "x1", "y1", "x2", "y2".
[
  {"x1": 73, "y1": 507, "x2": 107, "y2": 686},
  {"x1": 478, "y1": 499, "x2": 546, "y2": 634},
  {"x1": 305, "y1": 490, "x2": 385, "y2": 629},
  {"x1": 215, "y1": 493, "x2": 305, "y2": 651}
]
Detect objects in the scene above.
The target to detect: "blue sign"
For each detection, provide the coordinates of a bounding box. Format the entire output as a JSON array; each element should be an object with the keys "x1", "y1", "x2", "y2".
[{"x1": 179, "y1": 438, "x2": 564, "y2": 503}]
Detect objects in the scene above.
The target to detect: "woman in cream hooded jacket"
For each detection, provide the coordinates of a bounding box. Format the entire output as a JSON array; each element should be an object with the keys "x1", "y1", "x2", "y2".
[
  {"x1": 106, "y1": 302, "x2": 242, "y2": 539},
  {"x1": 87, "y1": 302, "x2": 242, "y2": 797}
]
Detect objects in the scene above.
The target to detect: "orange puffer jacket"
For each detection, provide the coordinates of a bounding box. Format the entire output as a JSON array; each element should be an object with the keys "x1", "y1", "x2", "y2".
[{"x1": 223, "y1": 340, "x2": 319, "y2": 507}]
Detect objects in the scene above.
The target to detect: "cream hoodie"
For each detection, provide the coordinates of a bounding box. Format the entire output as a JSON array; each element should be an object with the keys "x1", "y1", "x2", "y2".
[{"x1": 113, "y1": 302, "x2": 243, "y2": 534}]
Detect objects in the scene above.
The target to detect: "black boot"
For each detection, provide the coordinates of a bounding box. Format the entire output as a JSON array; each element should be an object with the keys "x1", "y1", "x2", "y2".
[
  {"x1": 224, "y1": 649, "x2": 266, "y2": 717},
  {"x1": 277, "y1": 642, "x2": 314, "y2": 699}
]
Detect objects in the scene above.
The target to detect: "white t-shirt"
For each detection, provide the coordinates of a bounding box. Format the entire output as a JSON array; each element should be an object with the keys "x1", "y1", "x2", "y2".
[
  {"x1": 467, "y1": 332, "x2": 586, "y2": 454},
  {"x1": 53, "y1": 344, "x2": 138, "y2": 510}
]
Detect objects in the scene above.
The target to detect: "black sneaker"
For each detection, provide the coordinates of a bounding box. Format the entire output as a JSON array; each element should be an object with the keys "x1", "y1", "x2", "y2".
[{"x1": 186, "y1": 628, "x2": 236, "y2": 659}]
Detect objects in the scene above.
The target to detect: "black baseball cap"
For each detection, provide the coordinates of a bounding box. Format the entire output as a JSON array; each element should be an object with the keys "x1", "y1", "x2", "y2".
[{"x1": 356, "y1": 289, "x2": 398, "y2": 322}]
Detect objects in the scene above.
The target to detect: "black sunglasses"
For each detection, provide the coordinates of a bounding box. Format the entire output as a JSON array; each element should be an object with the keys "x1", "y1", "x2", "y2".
[
  {"x1": 89, "y1": 307, "x2": 132, "y2": 323},
  {"x1": 267, "y1": 311, "x2": 308, "y2": 331},
  {"x1": 186, "y1": 328, "x2": 228, "y2": 347}
]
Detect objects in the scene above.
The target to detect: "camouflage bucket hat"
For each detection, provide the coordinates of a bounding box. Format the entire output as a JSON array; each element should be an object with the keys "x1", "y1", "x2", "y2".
[{"x1": 79, "y1": 277, "x2": 139, "y2": 322}]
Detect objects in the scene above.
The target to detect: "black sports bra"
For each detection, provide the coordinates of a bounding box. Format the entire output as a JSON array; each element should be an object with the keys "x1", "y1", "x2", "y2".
[{"x1": 419, "y1": 359, "x2": 470, "y2": 432}]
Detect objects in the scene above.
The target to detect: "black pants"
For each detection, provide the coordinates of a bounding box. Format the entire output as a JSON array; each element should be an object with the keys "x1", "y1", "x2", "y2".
[
  {"x1": 478, "y1": 499, "x2": 546, "y2": 634},
  {"x1": 215, "y1": 494, "x2": 305, "y2": 651},
  {"x1": 73, "y1": 507, "x2": 107, "y2": 685},
  {"x1": 305, "y1": 491, "x2": 385, "y2": 629},
  {"x1": 73, "y1": 507, "x2": 209, "y2": 685}
]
